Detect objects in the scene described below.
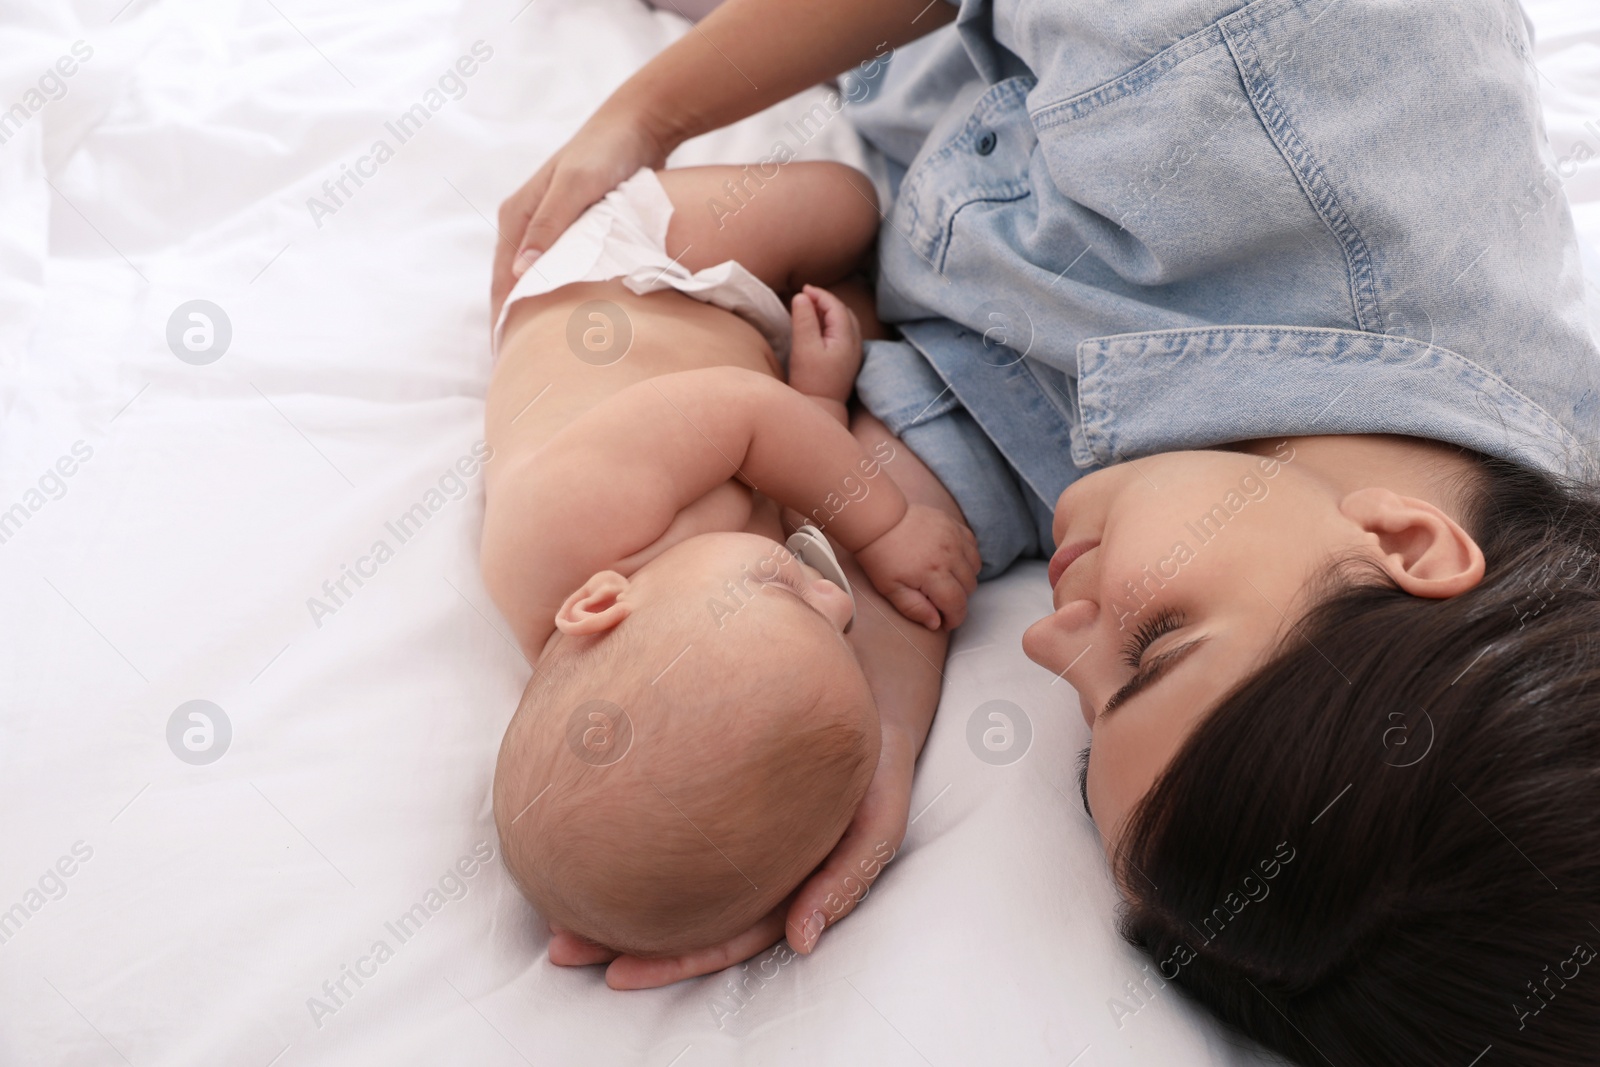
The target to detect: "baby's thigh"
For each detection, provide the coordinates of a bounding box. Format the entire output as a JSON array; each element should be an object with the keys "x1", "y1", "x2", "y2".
[{"x1": 656, "y1": 163, "x2": 880, "y2": 294}]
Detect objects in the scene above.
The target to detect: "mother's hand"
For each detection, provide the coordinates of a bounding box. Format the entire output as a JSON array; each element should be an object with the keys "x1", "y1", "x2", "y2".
[
  {"x1": 546, "y1": 907, "x2": 790, "y2": 990},
  {"x1": 491, "y1": 111, "x2": 672, "y2": 322},
  {"x1": 545, "y1": 733, "x2": 915, "y2": 989}
]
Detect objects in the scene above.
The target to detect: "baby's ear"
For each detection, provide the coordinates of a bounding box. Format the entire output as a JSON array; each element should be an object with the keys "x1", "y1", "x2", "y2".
[{"x1": 555, "y1": 571, "x2": 633, "y2": 635}]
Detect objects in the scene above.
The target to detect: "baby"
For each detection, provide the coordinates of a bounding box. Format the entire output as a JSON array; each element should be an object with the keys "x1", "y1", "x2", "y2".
[{"x1": 483, "y1": 163, "x2": 979, "y2": 958}]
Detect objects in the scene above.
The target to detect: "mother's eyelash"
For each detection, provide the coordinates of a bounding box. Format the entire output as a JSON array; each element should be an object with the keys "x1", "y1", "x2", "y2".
[{"x1": 1120, "y1": 607, "x2": 1184, "y2": 669}]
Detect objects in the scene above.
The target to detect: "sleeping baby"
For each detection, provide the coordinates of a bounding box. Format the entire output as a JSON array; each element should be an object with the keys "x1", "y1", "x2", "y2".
[{"x1": 483, "y1": 163, "x2": 979, "y2": 957}]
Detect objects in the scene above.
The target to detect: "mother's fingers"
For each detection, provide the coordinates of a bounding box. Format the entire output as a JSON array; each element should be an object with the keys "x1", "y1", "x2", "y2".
[
  {"x1": 515, "y1": 163, "x2": 613, "y2": 275},
  {"x1": 603, "y1": 905, "x2": 789, "y2": 990},
  {"x1": 784, "y1": 759, "x2": 912, "y2": 954},
  {"x1": 491, "y1": 162, "x2": 555, "y2": 322},
  {"x1": 546, "y1": 923, "x2": 620, "y2": 967}
]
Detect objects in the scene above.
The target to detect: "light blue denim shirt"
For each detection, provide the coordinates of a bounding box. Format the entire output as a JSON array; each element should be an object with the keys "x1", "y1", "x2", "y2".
[{"x1": 851, "y1": 0, "x2": 1600, "y2": 575}]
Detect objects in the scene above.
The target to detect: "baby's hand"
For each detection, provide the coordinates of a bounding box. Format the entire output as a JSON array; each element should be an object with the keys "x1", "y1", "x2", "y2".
[
  {"x1": 854, "y1": 504, "x2": 980, "y2": 630},
  {"x1": 788, "y1": 285, "x2": 862, "y2": 412}
]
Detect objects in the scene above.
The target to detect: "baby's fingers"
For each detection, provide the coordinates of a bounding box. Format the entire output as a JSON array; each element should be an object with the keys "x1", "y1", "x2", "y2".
[
  {"x1": 952, "y1": 545, "x2": 979, "y2": 595},
  {"x1": 962, "y1": 527, "x2": 981, "y2": 579},
  {"x1": 886, "y1": 585, "x2": 941, "y2": 631},
  {"x1": 801, "y1": 285, "x2": 848, "y2": 338},
  {"x1": 924, "y1": 571, "x2": 970, "y2": 630},
  {"x1": 800, "y1": 285, "x2": 862, "y2": 369},
  {"x1": 789, "y1": 291, "x2": 821, "y2": 355}
]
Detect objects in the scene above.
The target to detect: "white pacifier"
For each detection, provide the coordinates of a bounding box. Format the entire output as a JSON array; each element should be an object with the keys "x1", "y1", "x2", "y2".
[{"x1": 784, "y1": 524, "x2": 856, "y2": 633}]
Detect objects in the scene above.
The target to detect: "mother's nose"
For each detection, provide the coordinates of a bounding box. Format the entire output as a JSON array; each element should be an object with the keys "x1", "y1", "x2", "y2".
[{"x1": 1021, "y1": 598, "x2": 1096, "y2": 673}]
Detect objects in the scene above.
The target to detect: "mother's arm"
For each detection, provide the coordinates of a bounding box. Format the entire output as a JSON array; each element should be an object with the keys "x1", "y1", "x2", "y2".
[{"x1": 491, "y1": 0, "x2": 955, "y2": 318}]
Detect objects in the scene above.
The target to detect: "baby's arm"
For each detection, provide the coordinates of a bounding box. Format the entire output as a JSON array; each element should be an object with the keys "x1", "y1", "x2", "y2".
[{"x1": 526, "y1": 366, "x2": 977, "y2": 628}]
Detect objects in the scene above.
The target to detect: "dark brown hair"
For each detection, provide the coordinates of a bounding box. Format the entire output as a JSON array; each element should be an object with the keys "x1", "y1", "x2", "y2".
[{"x1": 1119, "y1": 457, "x2": 1600, "y2": 1064}]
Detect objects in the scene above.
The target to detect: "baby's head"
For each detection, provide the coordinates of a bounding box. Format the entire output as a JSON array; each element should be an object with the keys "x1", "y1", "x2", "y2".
[{"x1": 493, "y1": 532, "x2": 879, "y2": 957}]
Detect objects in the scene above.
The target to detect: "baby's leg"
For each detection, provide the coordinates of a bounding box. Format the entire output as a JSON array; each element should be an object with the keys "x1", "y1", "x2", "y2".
[{"x1": 656, "y1": 163, "x2": 880, "y2": 295}]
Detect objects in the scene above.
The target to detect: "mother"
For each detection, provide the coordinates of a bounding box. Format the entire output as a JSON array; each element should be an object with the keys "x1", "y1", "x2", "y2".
[{"x1": 493, "y1": 0, "x2": 1600, "y2": 1060}]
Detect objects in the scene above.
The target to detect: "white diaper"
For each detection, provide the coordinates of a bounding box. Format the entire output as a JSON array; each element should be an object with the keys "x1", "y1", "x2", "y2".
[{"x1": 494, "y1": 167, "x2": 791, "y2": 364}]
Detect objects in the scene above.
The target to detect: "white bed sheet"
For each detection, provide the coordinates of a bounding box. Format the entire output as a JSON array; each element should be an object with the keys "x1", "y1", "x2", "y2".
[{"x1": 0, "y1": 1, "x2": 1594, "y2": 1065}]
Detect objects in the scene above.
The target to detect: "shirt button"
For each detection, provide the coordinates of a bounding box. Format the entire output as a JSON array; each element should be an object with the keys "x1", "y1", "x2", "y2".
[{"x1": 975, "y1": 130, "x2": 997, "y2": 156}]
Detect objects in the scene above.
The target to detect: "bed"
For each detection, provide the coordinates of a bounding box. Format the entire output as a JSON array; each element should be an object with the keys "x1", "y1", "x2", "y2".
[{"x1": 2, "y1": 1, "x2": 1596, "y2": 1064}]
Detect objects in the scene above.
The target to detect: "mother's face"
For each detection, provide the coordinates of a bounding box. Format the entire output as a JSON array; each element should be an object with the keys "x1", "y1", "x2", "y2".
[{"x1": 1022, "y1": 442, "x2": 1358, "y2": 850}]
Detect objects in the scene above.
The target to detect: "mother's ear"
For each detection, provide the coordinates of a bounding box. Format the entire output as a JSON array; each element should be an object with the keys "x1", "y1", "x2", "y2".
[
  {"x1": 1339, "y1": 487, "x2": 1486, "y2": 598},
  {"x1": 555, "y1": 571, "x2": 633, "y2": 635}
]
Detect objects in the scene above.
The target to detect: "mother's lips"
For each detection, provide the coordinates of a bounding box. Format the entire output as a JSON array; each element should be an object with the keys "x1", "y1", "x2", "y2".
[{"x1": 1047, "y1": 539, "x2": 1098, "y2": 589}]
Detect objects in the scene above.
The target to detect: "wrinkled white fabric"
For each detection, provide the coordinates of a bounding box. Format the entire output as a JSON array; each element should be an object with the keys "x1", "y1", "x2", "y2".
[{"x1": 0, "y1": 0, "x2": 1593, "y2": 1065}]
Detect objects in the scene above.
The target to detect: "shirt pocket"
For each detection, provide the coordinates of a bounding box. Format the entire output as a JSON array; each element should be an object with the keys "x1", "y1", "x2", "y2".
[
  {"x1": 1025, "y1": 0, "x2": 1358, "y2": 321},
  {"x1": 887, "y1": 75, "x2": 1038, "y2": 275}
]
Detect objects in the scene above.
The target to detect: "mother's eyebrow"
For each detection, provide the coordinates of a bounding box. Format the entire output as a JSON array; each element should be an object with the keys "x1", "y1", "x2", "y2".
[{"x1": 1100, "y1": 636, "x2": 1210, "y2": 719}]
